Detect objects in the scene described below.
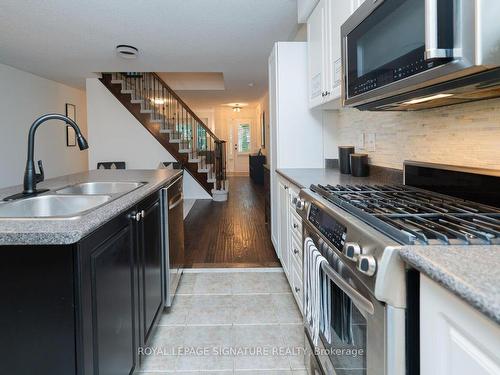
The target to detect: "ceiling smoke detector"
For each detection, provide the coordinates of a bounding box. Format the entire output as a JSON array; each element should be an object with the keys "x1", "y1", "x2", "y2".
[{"x1": 116, "y1": 45, "x2": 139, "y2": 59}]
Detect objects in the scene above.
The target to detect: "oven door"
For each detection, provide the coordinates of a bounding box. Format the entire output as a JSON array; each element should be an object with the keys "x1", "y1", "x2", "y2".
[
  {"x1": 342, "y1": 0, "x2": 479, "y2": 107},
  {"x1": 303, "y1": 224, "x2": 389, "y2": 375}
]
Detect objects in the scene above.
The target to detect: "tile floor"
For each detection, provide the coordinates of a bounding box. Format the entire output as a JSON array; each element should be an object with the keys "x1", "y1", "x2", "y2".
[{"x1": 136, "y1": 270, "x2": 308, "y2": 374}]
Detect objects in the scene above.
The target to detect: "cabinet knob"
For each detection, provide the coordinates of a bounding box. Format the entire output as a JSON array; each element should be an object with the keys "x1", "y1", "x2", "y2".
[
  {"x1": 129, "y1": 211, "x2": 142, "y2": 222},
  {"x1": 293, "y1": 223, "x2": 298, "y2": 229},
  {"x1": 294, "y1": 249, "x2": 299, "y2": 255},
  {"x1": 294, "y1": 286, "x2": 300, "y2": 293}
]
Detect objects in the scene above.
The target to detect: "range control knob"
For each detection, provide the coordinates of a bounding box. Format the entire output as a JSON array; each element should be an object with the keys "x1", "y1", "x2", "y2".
[
  {"x1": 344, "y1": 242, "x2": 361, "y2": 262},
  {"x1": 357, "y1": 255, "x2": 377, "y2": 276},
  {"x1": 295, "y1": 198, "x2": 305, "y2": 211}
]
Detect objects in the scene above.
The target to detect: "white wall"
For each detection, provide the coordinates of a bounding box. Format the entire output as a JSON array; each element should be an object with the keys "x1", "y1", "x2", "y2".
[
  {"x1": 0, "y1": 63, "x2": 88, "y2": 189},
  {"x1": 323, "y1": 98, "x2": 500, "y2": 170},
  {"x1": 86, "y1": 78, "x2": 210, "y2": 199}
]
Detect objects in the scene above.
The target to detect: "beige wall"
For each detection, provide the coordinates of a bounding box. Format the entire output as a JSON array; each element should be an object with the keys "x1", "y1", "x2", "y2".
[
  {"x1": 199, "y1": 105, "x2": 264, "y2": 174},
  {"x1": 323, "y1": 98, "x2": 500, "y2": 170},
  {"x1": 0, "y1": 63, "x2": 88, "y2": 189}
]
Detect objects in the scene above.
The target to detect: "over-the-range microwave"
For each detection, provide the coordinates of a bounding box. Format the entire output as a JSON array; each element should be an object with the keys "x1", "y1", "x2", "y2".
[{"x1": 341, "y1": 0, "x2": 500, "y2": 111}]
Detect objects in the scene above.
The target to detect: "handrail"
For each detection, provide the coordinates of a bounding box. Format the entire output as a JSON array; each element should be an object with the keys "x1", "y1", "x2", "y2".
[{"x1": 151, "y1": 72, "x2": 221, "y2": 142}]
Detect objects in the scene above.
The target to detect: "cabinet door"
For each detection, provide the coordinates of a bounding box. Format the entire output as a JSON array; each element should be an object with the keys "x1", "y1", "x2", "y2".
[
  {"x1": 307, "y1": 0, "x2": 327, "y2": 108},
  {"x1": 269, "y1": 46, "x2": 280, "y2": 251},
  {"x1": 91, "y1": 223, "x2": 135, "y2": 375},
  {"x1": 139, "y1": 198, "x2": 163, "y2": 344},
  {"x1": 326, "y1": 0, "x2": 353, "y2": 101},
  {"x1": 278, "y1": 180, "x2": 290, "y2": 275},
  {"x1": 420, "y1": 275, "x2": 500, "y2": 375}
]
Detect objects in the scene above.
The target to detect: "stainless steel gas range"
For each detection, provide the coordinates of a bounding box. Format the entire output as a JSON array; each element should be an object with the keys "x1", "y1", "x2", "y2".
[{"x1": 296, "y1": 161, "x2": 500, "y2": 375}]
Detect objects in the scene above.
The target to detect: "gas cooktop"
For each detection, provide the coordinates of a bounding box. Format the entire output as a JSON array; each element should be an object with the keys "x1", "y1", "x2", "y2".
[{"x1": 310, "y1": 183, "x2": 500, "y2": 246}]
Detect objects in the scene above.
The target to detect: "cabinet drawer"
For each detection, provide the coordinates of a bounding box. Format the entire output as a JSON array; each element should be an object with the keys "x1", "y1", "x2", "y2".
[
  {"x1": 290, "y1": 234, "x2": 303, "y2": 269},
  {"x1": 291, "y1": 265, "x2": 304, "y2": 313},
  {"x1": 290, "y1": 213, "x2": 302, "y2": 239}
]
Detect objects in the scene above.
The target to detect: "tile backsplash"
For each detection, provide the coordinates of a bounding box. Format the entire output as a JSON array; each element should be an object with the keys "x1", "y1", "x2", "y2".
[{"x1": 323, "y1": 98, "x2": 500, "y2": 170}]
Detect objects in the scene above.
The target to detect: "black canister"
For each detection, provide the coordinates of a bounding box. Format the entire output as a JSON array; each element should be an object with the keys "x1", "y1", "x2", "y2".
[
  {"x1": 350, "y1": 153, "x2": 369, "y2": 177},
  {"x1": 339, "y1": 146, "x2": 355, "y2": 174}
]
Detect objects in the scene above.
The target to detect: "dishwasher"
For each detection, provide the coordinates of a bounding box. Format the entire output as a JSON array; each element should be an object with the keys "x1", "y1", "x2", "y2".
[{"x1": 161, "y1": 175, "x2": 184, "y2": 307}]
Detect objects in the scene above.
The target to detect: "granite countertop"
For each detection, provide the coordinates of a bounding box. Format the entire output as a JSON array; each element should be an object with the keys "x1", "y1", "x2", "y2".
[
  {"x1": 276, "y1": 167, "x2": 402, "y2": 188},
  {"x1": 0, "y1": 169, "x2": 182, "y2": 246},
  {"x1": 400, "y1": 245, "x2": 500, "y2": 324}
]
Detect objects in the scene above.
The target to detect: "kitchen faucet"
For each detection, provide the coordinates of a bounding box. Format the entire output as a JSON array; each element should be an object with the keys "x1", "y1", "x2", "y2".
[{"x1": 3, "y1": 113, "x2": 88, "y2": 201}]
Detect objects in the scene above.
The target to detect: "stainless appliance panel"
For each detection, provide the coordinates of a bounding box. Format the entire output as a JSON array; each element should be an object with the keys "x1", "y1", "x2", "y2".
[
  {"x1": 303, "y1": 222, "x2": 391, "y2": 375},
  {"x1": 161, "y1": 176, "x2": 184, "y2": 307},
  {"x1": 341, "y1": 0, "x2": 500, "y2": 110}
]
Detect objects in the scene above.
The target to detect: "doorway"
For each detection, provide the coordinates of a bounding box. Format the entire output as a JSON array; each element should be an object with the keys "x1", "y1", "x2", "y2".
[{"x1": 227, "y1": 118, "x2": 253, "y2": 175}]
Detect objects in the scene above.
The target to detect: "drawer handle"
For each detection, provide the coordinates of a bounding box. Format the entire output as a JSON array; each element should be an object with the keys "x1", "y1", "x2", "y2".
[
  {"x1": 294, "y1": 249, "x2": 299, "y2": 255},
  {"x1": 294, "y1": 286, "x2": 300, "y2": 293}
]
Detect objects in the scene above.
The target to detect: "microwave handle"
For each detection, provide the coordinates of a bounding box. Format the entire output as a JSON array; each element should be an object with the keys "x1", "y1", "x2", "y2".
[
  {"x1": 425, "y1": 0, "x2": 456, "y2": 60},
  {"x1": 321, "y1": 261, "x2": 375, "y2": 316}
]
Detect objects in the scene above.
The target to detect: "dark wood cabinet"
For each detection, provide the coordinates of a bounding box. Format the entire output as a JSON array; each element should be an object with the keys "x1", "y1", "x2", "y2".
[
  {"x1": 0, "y1": 187, "x2": 169, "y2": 375},
  {"x1": 137, "y1": 194, "x2": 163, "y2": 345},
  {"x1": 91, "y1": 225, "x2": 135, "y2": 375}
]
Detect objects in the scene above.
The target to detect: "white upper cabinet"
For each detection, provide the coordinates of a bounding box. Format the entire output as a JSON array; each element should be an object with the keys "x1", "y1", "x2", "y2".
[
  {"x1": 326, "y1": 0, "x2": 354, "y2": 102},
  {"x1": 307, "y1": 0, "x2": 327, "y2": 108},
  {"x1": 307, "y1": 0, "x2": 358, "y2": 109}
]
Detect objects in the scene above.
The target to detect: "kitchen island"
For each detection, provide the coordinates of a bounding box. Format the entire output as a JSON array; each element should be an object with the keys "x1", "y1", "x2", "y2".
[{"x1": 0, "y1": 169, "x2": 182, "y2": 375}]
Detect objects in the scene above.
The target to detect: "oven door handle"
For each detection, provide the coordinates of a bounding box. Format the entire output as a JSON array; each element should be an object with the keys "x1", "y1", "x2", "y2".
[
  {"x1": 321, "y1": 262, "x2": 375, "y2": 316},
  {"x1": 425, "y1": 0, "x2": 456, "y2": 59}
]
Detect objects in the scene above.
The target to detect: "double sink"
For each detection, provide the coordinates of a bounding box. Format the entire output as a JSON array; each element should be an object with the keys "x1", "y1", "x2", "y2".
[{"x1": 0, "y1": 182, "x2": 145, "y2": 219}]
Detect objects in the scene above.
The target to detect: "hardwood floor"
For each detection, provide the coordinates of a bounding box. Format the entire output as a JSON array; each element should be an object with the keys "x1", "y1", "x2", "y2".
[{"x1": 184, "y1": 176, "x2": 280, "y2": 268}]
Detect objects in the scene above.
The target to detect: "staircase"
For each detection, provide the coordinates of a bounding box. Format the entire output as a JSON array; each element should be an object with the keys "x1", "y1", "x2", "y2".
[{"x1": 100, "y1": 72, "x2": 227, "y2": 198}]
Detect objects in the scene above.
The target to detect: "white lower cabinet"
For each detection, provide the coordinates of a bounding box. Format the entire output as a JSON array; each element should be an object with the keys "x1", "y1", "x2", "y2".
[
  {"x1": 277, "y1": 175, "x2": 304, "y2": 314},
  {"x1": 420, "y1": 275, "x2": 500, "y2": 375}
]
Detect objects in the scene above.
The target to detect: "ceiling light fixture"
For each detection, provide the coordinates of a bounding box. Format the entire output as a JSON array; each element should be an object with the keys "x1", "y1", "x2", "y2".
[
  {"x1": 116, "y1": 44, "x2": 139, "y2": 59},
  {"x1": 402, "y1": 93, "x2": 453, "y2": 105},
  {"x1": 232, "y1": 106, "x2": 242, "y2": 112}
]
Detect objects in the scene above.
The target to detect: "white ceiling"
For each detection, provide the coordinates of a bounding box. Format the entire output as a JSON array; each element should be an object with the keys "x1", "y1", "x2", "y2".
[{"x1": 0, "y1": 0, "x2": 299, "y2": 107}]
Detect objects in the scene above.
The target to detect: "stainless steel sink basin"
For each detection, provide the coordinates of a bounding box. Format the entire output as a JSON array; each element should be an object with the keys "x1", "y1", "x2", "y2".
[
  {"x1": 56, "y1": 181, "x2": 144, "y2": 195},
  {"x1": 0, "y1": 195, "x2": 111, "y2": 218}
]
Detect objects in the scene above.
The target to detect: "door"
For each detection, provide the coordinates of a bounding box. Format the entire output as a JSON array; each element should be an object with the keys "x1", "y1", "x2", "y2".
[
  {"x1": 139, "y1": 198, "x2": 163, "y2": 344},
  {"x1": 228, "y1": 119, "x2": 253, "y2": 174},
  {"x1": 91, "y1": 224, "x2": 135, "y2": 375}
]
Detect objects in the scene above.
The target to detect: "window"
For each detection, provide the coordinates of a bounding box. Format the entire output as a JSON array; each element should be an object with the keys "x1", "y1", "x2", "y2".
[{"x1": 237, "y1": 124, "x2": 251, "y2": 153}]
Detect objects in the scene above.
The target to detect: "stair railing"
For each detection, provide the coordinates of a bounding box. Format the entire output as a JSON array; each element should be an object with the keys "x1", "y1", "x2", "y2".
[{"x1": 110, "y1": 72, "x2": 227, "y2": 191}]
